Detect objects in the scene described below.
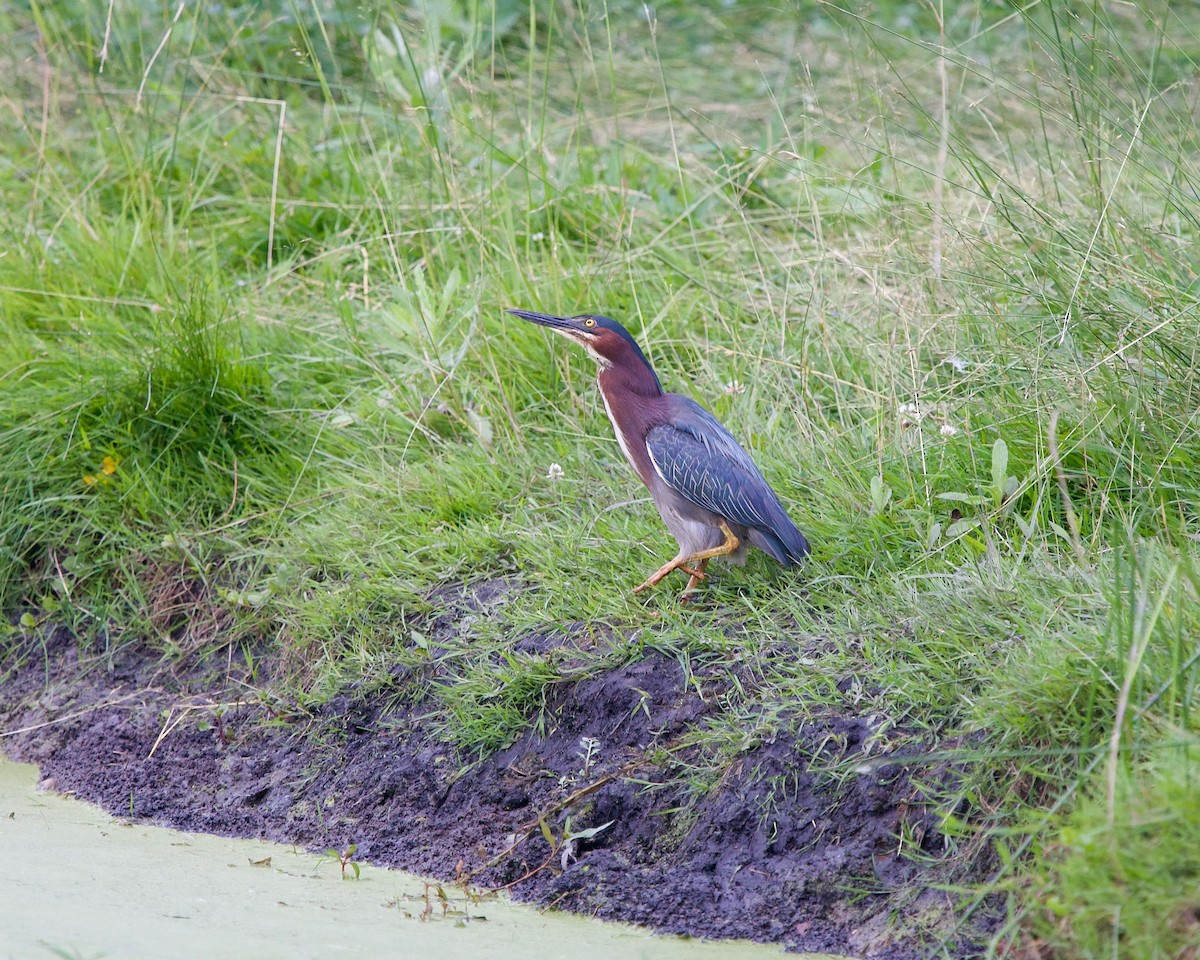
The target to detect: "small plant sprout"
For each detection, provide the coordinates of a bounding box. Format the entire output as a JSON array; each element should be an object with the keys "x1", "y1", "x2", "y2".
[
  {"x1": 990, "y1": 437, "x2": 1019, "y2": 510},
  {"x1": 869, "y1": 476, "x2": 892, "y2": 515},
  {"x1": 196, "y1": 703, "x2": 232, "y2": 745},
  {"x1": 421, "y1": 881, "x2": 450, "y2": 920},
  {"x1": 536, "y1": 812, "x2": 616, "y2": 872},
  {"x1": 324, "y1": 844, "x2": 360, "y2": 879},
  {"x1": 577, "y1": 736, "x2": 602, "y2": 776},
  {"x1": 453, "y1": 859, "x2": 487, "y2": 908},
  {"x1": 935, "y1": 435, "x2": 1023, "y2": 541},
  {"x1": 558, "y1": 815, "x2": 616, "y2": 871},
  {"x1": 214, "y1": 703, "x2": 231, "y2": 744}
]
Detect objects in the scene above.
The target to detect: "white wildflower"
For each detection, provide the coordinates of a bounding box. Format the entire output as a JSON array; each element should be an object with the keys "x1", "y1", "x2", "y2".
[
  {"x1": 940, "y1": 423, "x2": 958, "y2": 437},
  {"x1": 546, "y1": 463, "x2": 564, "y2": 481}
]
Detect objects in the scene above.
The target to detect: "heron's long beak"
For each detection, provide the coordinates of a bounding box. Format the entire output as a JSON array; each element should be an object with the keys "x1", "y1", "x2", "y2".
[{"x1": 506, "y1": 308, "x2": 578, "y2": 335}]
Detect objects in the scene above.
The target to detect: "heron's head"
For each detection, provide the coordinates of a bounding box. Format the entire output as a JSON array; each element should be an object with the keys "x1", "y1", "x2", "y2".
[{"x1": 506, "y1": 309, "x2": 662, "y2": 392}]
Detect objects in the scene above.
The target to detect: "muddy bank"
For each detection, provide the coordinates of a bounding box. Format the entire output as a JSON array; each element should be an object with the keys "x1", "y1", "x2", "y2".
[
  {"x1": 1, "y1": 593, "x2": 993, "y2": 958},
  {"x1": 1, "y1": 757, "x2": 794, "y2": 960}
]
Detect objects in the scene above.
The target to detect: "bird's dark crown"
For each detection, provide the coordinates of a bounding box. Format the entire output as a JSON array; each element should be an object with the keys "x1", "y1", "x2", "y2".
[{"x1": 575, "y1": 313, "x2": 655, "y2": 367}]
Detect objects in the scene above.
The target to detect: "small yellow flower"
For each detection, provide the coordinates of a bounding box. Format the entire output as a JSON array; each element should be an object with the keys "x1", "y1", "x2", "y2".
[{"x1": 84, "y1": 454, "x2": 120, "y2": 487}]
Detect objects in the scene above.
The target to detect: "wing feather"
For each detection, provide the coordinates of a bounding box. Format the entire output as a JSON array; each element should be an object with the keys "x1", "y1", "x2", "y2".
[
  {"x1": 645, "y1": 402, "x2": 778, "y2": 531},
  {"x1": 643, "y1": 398, "x2": 810, "y2": 564}
]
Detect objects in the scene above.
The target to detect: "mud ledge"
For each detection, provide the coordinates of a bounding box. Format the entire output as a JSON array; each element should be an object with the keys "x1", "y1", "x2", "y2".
[{"x1": 1, "y1": 593, "x2": 995, "y2": 959}]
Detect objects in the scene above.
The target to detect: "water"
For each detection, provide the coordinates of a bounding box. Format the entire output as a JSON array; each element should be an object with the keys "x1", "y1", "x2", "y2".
[{"x1": 0, "y1": 759, "x2": 831, "y2": 960}]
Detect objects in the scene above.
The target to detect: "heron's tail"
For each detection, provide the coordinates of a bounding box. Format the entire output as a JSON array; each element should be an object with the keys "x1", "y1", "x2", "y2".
[{"x1": 749, "y1": 515, "x2": 810, "y2": 566}]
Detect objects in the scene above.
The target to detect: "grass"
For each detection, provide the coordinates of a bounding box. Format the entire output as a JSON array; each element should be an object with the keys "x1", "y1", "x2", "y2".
[{"x1": 2, "y1": 0, "x2": 1199, "y2": 954}]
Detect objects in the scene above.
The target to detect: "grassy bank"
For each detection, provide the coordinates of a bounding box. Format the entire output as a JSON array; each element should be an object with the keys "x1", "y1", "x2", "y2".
[{"x1": 2, "y1": 1, "x2": 1198, "y2": 954}]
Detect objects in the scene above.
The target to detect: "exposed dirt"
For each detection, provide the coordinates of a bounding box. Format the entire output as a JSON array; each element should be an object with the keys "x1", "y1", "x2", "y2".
[{"x1": 1, "y1": 581, "x2": 995, "y2": 958}]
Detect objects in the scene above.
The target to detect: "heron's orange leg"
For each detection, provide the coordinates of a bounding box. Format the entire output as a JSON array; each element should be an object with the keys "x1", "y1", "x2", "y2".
[{"x1": 633, "y1": 522, "x2": 739, "y2": 595}]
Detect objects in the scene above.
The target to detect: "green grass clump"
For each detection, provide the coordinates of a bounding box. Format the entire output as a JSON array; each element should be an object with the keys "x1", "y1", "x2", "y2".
[
  {"x1": 1025, "y1": 751, "x2": 1200, "y2": 959},
  {"x1": 2, "y1": 0, "x2": 1200, "y2": 953},
  {"x1": 0, "y1": 280, "x2": 309, "y2": 618}
]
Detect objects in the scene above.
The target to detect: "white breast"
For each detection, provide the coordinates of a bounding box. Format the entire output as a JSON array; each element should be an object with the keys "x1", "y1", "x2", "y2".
[{"x1": 599, "y1": 385, "x2": 640, "y2": 471}]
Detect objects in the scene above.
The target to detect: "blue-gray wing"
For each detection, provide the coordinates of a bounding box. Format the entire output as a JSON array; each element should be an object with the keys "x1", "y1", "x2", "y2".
[{"x1": 644, "y1": 398, "x2": 809, "y2": 564}]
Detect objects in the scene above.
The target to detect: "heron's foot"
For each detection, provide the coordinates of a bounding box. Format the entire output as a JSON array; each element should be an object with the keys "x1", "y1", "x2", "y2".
[
  {"x1": 634, "y1": 559, "x2": 708, "y2": 594},
  {"x1": 634, "y1": 557, "x2": 682, "y2": 593},
  {"x1": 681, "y1": 559, "x2": 711, "y2": 599},
  {"x1": 634, "y1": 536, "x2": 731, "y2": 596}
]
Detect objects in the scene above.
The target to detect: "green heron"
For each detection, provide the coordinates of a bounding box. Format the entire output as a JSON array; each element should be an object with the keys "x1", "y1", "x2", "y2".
[{"x1": 508, "y1": 309, "x2": 810, "y2": 597}]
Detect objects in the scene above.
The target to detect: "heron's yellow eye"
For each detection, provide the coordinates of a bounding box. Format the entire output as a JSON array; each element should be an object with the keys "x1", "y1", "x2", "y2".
[{"x1": 584, "y1": 318, "x2": 596, "y2": 328}]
